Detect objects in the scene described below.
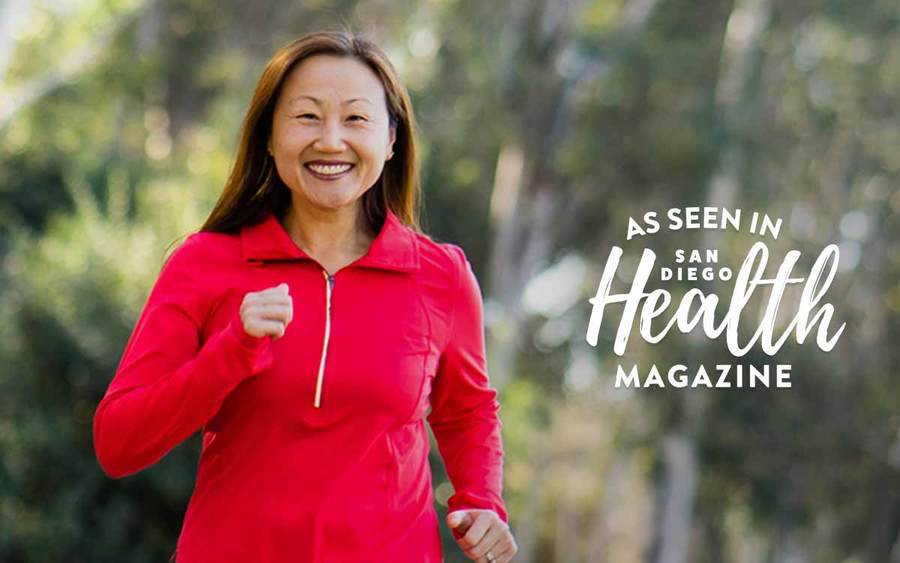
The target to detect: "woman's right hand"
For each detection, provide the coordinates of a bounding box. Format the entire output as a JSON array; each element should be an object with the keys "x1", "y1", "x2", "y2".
[{"x1": 239, "y1": 282, "x2": 293, "y2": 339}]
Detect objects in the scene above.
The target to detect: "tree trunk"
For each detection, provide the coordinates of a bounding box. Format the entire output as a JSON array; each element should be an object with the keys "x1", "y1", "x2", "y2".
[
  {"x1": 648, "y1": 433, "x2": 697, "y2": 563},
  {"x1": 511, "y1": 448, "x2": 550, "y2": 563},
  {"x1": 586, "y1": 452, "x2": 632, "y2": 563}
]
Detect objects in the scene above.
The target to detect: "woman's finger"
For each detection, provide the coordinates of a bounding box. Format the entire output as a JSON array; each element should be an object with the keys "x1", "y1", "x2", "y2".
[
  {"x1": 458, "y1": 512, "x2": 492, "y2": 552},
  {"x1": 491, "y1": 541, "x2": 517, "y2": 563},
  {"x1": 251, "y1": 303, "x2": 292, "y2": 322},
  {"x1": 263, "y1": 282, "x2": 290, "y2": 295},
  {"x1": 467, "y1": 523, "x2": 505, "y2": 561},
  {"x1": 251, "y1": 319, "x2": 286, "y2": 339},
  {"x1": 482, "y1": 529, "x2": 517, "y2": 563}
]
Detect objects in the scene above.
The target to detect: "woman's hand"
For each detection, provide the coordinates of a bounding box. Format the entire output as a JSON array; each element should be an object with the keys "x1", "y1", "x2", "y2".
[
  {"x1": 447, "y1": 509, "x2": 517, "y2": 562},
  {"x1": 240, "y1": 283, "x2": 293, "y2": 339}
]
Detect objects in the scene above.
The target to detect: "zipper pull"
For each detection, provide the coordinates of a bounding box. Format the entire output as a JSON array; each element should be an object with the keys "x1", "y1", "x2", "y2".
[{"x1": 324, "y1": 271, "x2": 335, "y2": 310}]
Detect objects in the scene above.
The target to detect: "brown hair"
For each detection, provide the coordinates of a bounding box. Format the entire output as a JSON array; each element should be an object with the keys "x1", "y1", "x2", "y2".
[{"x1": 199, "y1": 30, "x2": 421, "y2": 235}]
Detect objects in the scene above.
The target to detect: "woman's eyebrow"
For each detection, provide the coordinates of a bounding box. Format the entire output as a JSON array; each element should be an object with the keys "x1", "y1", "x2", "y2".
[{"x1": 288, "y1": 95, "x2": 373, "y2": 106}]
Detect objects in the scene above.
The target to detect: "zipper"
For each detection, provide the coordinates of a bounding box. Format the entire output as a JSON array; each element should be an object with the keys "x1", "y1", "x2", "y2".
[{"x1": 313, "y1": 269, "x2": 335, "y2": 408}]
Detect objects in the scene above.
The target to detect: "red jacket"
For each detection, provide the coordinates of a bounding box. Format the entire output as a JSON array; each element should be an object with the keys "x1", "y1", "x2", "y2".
[{"x1": 92, "y1": 208, "x2": 508, "y2": 562}]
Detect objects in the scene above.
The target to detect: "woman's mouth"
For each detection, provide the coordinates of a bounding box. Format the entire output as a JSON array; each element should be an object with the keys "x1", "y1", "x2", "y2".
[{"x1": 305, "y1": 162, "x2": 354, "y2": 181}]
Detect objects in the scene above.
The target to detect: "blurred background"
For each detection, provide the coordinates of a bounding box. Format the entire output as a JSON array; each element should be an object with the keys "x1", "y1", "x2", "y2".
[{"x1": 1, "y1": 0, "x2": 899, "y2": 561}]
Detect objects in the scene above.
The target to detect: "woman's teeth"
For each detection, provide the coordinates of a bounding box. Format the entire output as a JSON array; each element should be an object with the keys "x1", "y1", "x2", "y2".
[{"x1": 307, "y1": 163, "x2": 352, "y2": 175}]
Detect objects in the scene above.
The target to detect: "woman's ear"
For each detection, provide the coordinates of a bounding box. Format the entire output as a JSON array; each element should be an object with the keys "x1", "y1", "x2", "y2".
[{"x1": 386, "y1": 126, "x2": 396, "y2": 161}]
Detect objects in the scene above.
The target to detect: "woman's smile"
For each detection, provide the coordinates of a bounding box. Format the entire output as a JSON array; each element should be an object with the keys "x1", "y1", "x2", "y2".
[{"x1": 304, "y1": 160, "x2": 355, "y2": 181}]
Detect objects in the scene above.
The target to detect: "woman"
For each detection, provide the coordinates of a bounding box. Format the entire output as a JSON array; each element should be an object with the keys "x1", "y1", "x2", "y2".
[{"x1": 92, "y1": 30, "x2": 517, "y2": 563}]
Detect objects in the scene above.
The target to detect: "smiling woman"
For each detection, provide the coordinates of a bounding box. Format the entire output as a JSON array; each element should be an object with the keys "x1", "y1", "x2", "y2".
[
  {"x1": 196, "y1": 30, "x2": 418, "y2": 239},
  {"x1": 268, "y1": 54, "x2": 397, "y2": 225},
  {"x1": 92, "y1": 29, "x2": 517, "y2": 563}
]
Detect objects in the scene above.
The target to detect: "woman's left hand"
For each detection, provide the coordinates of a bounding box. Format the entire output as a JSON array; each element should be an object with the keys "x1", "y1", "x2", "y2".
[{"x1": 447, "y1": 509, "x2": 518, "y2": 562}]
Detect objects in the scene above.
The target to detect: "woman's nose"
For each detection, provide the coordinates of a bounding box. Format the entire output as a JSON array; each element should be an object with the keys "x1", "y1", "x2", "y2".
[{"x1": 313, "y1": 119, "x2": 346, "y2": 152}]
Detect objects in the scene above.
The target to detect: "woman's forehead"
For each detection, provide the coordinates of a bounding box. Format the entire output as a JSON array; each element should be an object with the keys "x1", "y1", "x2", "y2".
[{"x1": 280, "y1": 54, "x2": 387, "y2": 108}]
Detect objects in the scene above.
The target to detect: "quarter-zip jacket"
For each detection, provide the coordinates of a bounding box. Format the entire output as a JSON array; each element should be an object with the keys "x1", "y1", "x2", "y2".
[{"x1": 92, "y1": 208, "x2": 508, "y2": 562}]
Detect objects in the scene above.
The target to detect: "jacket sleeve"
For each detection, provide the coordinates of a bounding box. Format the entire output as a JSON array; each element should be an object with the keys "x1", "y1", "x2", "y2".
[
  {"x1": 427, "y1": 244, "x2": 508, "y2": 533},
  {"x1": 93, "y1": 233, "x2": 274, "y2": 479}
]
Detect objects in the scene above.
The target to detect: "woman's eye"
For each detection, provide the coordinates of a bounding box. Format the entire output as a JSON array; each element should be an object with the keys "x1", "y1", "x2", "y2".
[
  {"x1": 347, "y1": 115, "x2": 367, "y2": 122},
  {"x1": 296, "y1": 113, "x2": 318, "y2": 120}
]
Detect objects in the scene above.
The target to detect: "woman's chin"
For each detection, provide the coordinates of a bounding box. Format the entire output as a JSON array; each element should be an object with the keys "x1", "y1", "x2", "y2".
[
  {"x1": 306, "y1": 191, "x2": 363, "y2": 211},
  {"x1": 288, "y1": 181, "x2": 370, "y2": 211}
]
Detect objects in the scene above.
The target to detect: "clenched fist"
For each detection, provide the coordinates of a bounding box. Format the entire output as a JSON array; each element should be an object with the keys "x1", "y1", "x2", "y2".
[
  {"x1": 239, "y1": 282, "x2": 294, "y2": 339},
  {"x1": 447, "y1": 510, "x2": 517, "y2": 562}
]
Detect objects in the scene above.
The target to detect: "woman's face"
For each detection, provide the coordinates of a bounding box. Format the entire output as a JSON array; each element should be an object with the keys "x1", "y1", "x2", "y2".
[{"x1": 269, "y1": 54, "x2": 396, "y2": 214}]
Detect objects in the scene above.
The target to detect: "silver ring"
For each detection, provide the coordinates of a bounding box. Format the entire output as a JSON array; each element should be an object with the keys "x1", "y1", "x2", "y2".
[{"x1": 486, "y1": 552, "x2": 496, "y2": 563}]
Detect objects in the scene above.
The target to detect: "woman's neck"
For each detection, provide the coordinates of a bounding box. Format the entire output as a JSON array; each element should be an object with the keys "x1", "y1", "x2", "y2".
[{"x1": 280, "y1": 202, "x2": 375, "y2": 268}]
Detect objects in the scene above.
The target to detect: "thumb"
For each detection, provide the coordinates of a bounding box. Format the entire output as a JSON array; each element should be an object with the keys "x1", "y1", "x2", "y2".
[{"x1": 447, "y1": 510, "x2": 472, "y2": 530}]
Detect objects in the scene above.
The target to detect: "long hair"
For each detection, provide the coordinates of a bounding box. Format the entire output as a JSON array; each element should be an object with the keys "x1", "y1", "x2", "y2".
[{"x1": 199, "y1": 30, "x2": 421, "y2": 235}]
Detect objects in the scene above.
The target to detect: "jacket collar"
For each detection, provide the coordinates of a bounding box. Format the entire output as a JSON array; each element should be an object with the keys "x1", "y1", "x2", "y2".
[{"x1": 240, "y1": 208, "x2": 420, "y2": 272}]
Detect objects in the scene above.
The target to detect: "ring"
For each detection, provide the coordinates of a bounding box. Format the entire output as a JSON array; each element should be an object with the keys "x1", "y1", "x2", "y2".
[{"x1": 486, "y1": 552, "x2": 496, "y2": 562}]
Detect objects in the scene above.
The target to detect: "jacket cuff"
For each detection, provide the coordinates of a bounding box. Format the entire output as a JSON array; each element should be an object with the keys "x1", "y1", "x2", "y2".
[{"x1": 222, "y1": 317, "x2": 275, "y2": 376}]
